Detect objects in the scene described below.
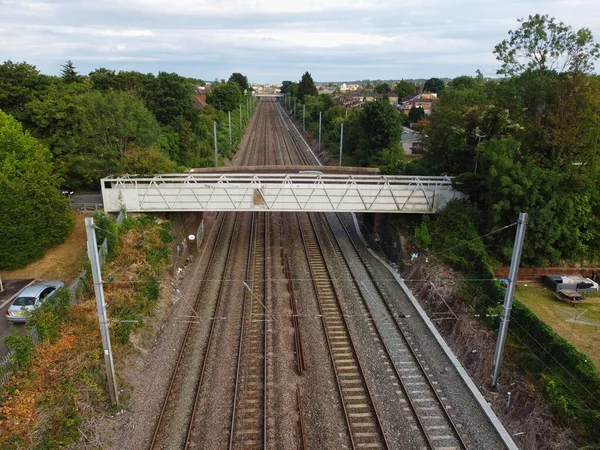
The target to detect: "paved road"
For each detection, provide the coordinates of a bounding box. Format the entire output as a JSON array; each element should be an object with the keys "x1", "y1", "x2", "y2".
[
  {"x1": 68, "y1": 193, "x2": 103, "y2": 211},
  {"x1": 0, "y1": 279, "x2": 35, "y2": 357}
]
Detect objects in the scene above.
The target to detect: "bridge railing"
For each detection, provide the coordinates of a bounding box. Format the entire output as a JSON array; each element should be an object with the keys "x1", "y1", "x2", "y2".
[{"x1": 102, "y1": 173, "x2": 464, "y2": 214}]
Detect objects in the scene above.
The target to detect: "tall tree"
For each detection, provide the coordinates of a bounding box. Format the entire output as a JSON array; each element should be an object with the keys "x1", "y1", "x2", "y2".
[
  {"x1": 280, "y1": 81, "x2": 298, "y2": 96},
  {"x1": 423, "y1": 77, "x2": 445, "y2": 94},
  {"x1": 395, "y1": 80, "x2": 415, "y2": 99},
  {"x1": 297, "y1": 72, "x2": 318, "y2": 102},
  {"x1": 494, "y1": 14, "x2": 600, "y2": 76},
  {"x1": 207, "y1": 82, "x2": 242, "y2": 112},
  {"x1": 61, "y1": 60, "x2": 80, "y2": 84},
  {"x1": 408, "y1": 106, "x2": 425, "y2": 123},
  {"x1": 0, "y1": 110, "x2": 73, "y2": 269},
  {"x1": 228, "y1": 72, "x2": 249, "y2": 93},
  {"x1": 374, "y1": 82, "x2": 391, "y2": 94}
]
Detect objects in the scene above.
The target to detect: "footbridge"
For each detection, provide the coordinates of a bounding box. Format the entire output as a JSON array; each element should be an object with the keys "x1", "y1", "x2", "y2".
[
  {"x1": 253, "y1": 93, "x2": 284, "y2": 98},
  {"x1": 101, "y1": 167, "x2": 465, "y2": 214}
]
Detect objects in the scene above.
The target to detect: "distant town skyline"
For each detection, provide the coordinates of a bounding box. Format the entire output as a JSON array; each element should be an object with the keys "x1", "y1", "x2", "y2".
[{"x1": 1, "y1": 0, "x2": 599, "y2": 84}]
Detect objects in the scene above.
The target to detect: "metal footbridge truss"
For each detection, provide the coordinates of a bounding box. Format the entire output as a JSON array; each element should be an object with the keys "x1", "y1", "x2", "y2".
[{"x1": 101, "y1": 173, "x2": 465, "y2": 214}]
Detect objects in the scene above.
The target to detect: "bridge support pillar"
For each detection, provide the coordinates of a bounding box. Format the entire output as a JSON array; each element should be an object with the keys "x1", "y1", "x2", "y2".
[{"x1": 175, "y1": 212, "x2": 204, "y2": 257}]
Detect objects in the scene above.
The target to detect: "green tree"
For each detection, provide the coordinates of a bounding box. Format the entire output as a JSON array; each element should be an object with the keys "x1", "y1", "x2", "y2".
[
  {"x1": 0, "y1": 110, "x2": 73, "y2": 269},
  {"x1": 280, "y1": 81, "x2": 298, "y2": 96},
  {"x1": 297, "y1": 72, "x2": 318, "y2": 102},
  {"x1": 89, "y1": 67, "x2": 116, "y2": 91},
  {"x1": 228, "y1": 72, "x2": 249, "y2": 93},
  {"x1": 395, "y1": 80, "x2": 415, "y2": 99},
  {"x1": 60, "y1": 60, "x2": 80, "y2": 84},
  {"x1": 0, "y1": 61, "x2": 42, "y2": 121},
  {"x1": 494, "y1": 14, "x2": 600, "y2": 76},
  {"x1": 424, "y1": 77, "x2": 445, "y2": 94},
  {"x1": 449, "y1": 75, "x2": 478, "y2": 90},
  {"x1": 142, "y1": 72, "x2": 196, "y2": 127},
  {"x1": 408, "y1": 106, "x2": 425, "y2": 123},
  {"x1": 374, "y1": 82, "x2": 391, "y2": 94},
  {"x1": 207, "y1": 82, "x2": 242, "y2": 112},
  {"x1": 124, "y1": 145, "x2": 176, "y2": 175}
]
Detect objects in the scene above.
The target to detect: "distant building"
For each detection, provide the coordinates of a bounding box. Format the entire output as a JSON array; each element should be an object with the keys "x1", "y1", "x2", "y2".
[
  {"x1": 193, "y1": 93, "x2": 207, "y2": 109},
  {"x1": 399, "y1": 93, "x2": 439, "y2": 115},
  {"x1": 400, "y1": 126, "x2": 424, "y2": 156}
]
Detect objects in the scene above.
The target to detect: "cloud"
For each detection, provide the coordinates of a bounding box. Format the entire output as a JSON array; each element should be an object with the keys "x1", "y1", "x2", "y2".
[{"x1": 0, "y1": 0, "x2": 599, "y2": 82}]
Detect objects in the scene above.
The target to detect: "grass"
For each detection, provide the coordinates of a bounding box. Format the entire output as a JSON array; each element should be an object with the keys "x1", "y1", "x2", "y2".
[
  {"x1": 2, "y1": 212, "x2": 90, "y2": 283},
  {"x1": 515, "y1": 283, "x2": 600, "y2": 371}
]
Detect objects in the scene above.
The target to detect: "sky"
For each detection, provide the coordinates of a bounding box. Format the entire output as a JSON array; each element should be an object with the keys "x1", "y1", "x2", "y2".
[{"x1": 1, "y1": 0, "x2": 599, "y2": 84}]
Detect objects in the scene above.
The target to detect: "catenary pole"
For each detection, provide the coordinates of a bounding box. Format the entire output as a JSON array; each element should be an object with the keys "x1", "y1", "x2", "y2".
[
  {"x1": 318, "y1": 111, "x2": 322, "y2": 152},
  {"x1": 339, "y1": 123, "x2": 344, "y2": 166},
  {"x1": 85, "y1": 217, "x2": 118, "y2": 406},
  {"x1": 239, "y1": 104, "x2": 243, "y2": 128},
  {"x1": 213, "y1": 120, "x2": 218, "y2": 167},
  {"x1": 303, "y1": 104, "x2": 306, "y2": 132},
  {"x1": 491, "y1": 212, "x2": 528, "y2": 388},
  {"x1": 228, "y1": 111, "x2": 232, "y2": 151}
]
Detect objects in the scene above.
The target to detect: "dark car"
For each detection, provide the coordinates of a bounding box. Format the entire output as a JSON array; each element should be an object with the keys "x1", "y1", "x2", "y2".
[{"x1": 60, "y1": 187, "x2": 74, "y2": 196}]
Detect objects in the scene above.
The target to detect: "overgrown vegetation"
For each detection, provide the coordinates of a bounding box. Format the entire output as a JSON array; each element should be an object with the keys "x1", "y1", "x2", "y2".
[
  {"x1": 410, "y1": 200, "x2": 600, "y2": 445},
  {"x1": 0, "y1": 215, "x2": 173, "y2": 447}
]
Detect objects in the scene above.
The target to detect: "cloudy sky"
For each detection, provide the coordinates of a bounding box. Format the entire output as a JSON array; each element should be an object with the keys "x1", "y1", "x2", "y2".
[{"x1": 1, "y1": 0, "x2": 599, "y2": 84}]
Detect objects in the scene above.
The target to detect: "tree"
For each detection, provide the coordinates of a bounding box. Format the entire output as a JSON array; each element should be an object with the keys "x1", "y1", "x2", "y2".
[
  {"x1": 408, "y1": 106, "x2": 425, "y2": 123},
  {"x1": 228, "y1": 72, "x2": 249, "y2": 93},
  {"x1": 0, "y1": 110, "x2": 73, "y2": 269},
  {"x1": 494, "y1": 14, "x2": 600, "y2": 76},
  {"x1": 395, "y1": 80, "x2": 415, "y2": 99},
  {"x1": 60, "y1": 60, "x2": 80, "y2": 83},
  {"x1": 349, "y1": 100, "x2": 403, "y2": 166},
  {"x1": 89, "y1": 68, "x2": 116, "y2": 91},
  {"x1": 297, "y1": 72, "x2": 318, "y2": 102},
  {"x1": 424, "y1": 77, "x2": 445, "y2": 94},
  {"x1": 0, "y1": 61, "x2": 51, "y2": 123},
  {"x1": 124, "y1": 145, "x2": 176, "y2": 175},
  {"x1": 374, "y1": 82, "x2": 391, "y2": 94},
  {"x1": 280, "y1": 81, "x2": 298, "y2": 97},
  {"x1": 449, "y1": 75, "x2": 478, "y2": 90},
  {"x1": 207, "y1": 82, "x2": 242, "y2": 112},
  {"x1": 142, "y1": 72, "x2": 196, "y2": 127}
]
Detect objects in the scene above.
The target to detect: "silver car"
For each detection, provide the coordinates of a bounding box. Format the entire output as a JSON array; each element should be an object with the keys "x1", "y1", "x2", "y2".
[{"x1": 5, "y1": 281, "x2": 65, "y2": 323}]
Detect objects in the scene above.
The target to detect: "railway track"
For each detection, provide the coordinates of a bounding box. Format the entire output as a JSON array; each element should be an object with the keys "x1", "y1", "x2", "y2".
[
  {"x1": 296, "y1": 211, "x2": 389, "y2": 449},
  {"x1": 149, "y1": 212, "x2": 245, "y2": 449},
  {"x1": 277, "y1": 99, "x2": 468, "y2": 448},
  {"x1": 229, "y1": 212, "x2": 269, "y2": 449},
  {"x1": 320, "y1": 212, "x2": 468, "y2": 449}
]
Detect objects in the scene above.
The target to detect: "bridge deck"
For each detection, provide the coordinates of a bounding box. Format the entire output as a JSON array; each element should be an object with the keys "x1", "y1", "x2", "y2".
[{"x1": 101, "y1": 172, "x2": 464, "y2": 214}]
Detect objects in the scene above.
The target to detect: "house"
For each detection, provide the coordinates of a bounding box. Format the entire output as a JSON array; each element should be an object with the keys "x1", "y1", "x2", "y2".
[
  {"x1": 193, "y1": 93, "x2": 207, "y2": 108},
  {"x1": 400, "y1": 127, "x2": 424, "y2": 156},
  {"x1": 399, "y1": 93, "x2": 439, "y2": 115}
]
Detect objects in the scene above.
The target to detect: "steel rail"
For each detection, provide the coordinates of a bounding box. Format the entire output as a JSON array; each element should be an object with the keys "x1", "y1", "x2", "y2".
[
  {"x1": 331, "y1": 212, "x2": 469, "y2": 449},
  {"x1": 229, "y1": 211, "x2": 269, "y2": 449},
  {"x1": 296, "y1": 211, "x2": 389, "y2": 450},
  {"x1": 149, "y1": 210, "x2": 232, "y2": 448}
]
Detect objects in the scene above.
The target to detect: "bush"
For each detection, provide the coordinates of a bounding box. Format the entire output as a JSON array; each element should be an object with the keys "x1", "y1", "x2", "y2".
[
  {"x1": 5, "y1": 334, "x2": 34, "y2": 367},
  {"x1": 27, "y1": 288, "x2": 72, "y2": 342},
  {"x1": 92, "y1": 211, "x2": 119, "y2": 259}
]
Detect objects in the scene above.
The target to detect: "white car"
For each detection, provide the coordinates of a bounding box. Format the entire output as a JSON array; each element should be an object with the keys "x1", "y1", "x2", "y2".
[{"x1": 5, "y1": 281, "x2": 65, "y2": 323}]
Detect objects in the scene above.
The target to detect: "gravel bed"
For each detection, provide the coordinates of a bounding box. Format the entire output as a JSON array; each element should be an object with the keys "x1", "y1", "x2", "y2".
[
  {"x1": 187, "y1": 212, "x2": 254, "y2": 449},
  {"x1": 314, "y1": 213, "x2": 428, "y2": 449}
]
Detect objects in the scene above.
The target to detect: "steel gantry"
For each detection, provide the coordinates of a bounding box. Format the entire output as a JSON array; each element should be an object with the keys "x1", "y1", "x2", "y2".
[{"x1": 101, "y1": 173, "x2": 465, "y2": 214}]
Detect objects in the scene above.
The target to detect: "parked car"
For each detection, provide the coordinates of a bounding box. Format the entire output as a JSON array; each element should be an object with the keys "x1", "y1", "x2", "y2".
[
  {"x1": 5, "y1": 281, "x2": 65, "y2": 323},
  {"x1": 60, "y1": 187, "x2": 74, "y2": 196}
]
